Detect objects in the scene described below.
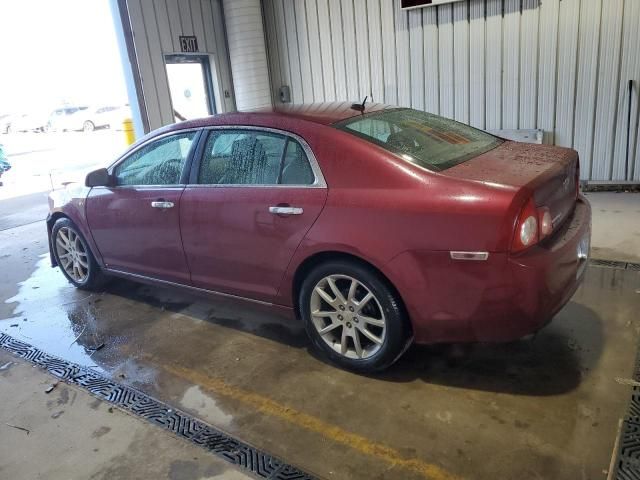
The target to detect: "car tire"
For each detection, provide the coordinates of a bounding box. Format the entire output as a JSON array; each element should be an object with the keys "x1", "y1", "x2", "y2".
[
  {"x1": 83, "y1": 121, "x2": 95, "y2": 132},
  {"x1": 299, "y1": 259, "x2": 412, "y2": 373},
  {"x1": 51, "y1": 218, "x2": 107, "y2": 291}
]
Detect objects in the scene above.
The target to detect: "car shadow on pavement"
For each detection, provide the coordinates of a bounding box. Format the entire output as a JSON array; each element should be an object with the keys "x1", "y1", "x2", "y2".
[
  {"x1": 83, "y1": 278, "x2": 602, "y2": 397},
  {"x1": 102, "y1": 278, "x2": 310, "y2": 349},
  {"x1": 373, "y1": 302, "x2": 603, "y2": 396}
]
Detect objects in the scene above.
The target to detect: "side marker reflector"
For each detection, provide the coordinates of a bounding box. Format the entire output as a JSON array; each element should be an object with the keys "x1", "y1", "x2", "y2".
[{"x1": 450, "y1": 251, "x2": 489, "y2": 261}]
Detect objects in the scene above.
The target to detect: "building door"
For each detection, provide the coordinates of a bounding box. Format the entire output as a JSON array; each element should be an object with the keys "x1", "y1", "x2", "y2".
[{"x1": 165, "y1": 55, "x2": 216, "y2": 123}]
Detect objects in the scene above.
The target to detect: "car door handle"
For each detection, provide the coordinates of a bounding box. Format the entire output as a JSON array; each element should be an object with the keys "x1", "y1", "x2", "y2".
[
  {"x1": 269, "y1": 206, "x2": 303, "y2": 215},
  {"x1": 151, "y1": 201, "x2": 174, "y2": 209}
]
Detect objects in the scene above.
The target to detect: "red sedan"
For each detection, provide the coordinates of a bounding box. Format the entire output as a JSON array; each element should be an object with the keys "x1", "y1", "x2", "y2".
[{"x1": 47, "y1": 103, "x2": 591, "y2": 372}]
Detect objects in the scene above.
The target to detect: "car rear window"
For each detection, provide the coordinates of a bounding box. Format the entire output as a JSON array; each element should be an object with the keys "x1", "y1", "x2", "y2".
[{"x1": 335, "y1": 108, "x2": 503, "y2": 171}]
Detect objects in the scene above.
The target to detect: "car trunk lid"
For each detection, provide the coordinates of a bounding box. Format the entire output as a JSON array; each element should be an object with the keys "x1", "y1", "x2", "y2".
[{"x1": 445, "y1": 141, "x2": 579, "y2": 231}]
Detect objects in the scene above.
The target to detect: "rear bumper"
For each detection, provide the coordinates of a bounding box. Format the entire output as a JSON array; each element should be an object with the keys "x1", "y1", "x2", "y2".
[
  {"x1": 389, "y1": 196, "x2": 592, "y2": 344},
  {"x1": 495, "y1": 196, "x2": 591, "y2": 340}
]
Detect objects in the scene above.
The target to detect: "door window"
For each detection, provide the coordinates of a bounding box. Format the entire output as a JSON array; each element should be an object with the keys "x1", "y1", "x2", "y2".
[
  {"x1": 280, "y1": 139, "x2": 315, "y2": 185},
  {"x1": 198, "y1": 130, "x2": 315, "y2": 186},
  {"x1": 115, "y1": 132, "x2": 196, "y2": 186}
]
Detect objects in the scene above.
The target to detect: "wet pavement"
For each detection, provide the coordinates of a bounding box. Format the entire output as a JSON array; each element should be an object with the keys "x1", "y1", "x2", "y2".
[
  {"x1": 1, "y1": 220, "x2": 640, "y2": 479},
  {"x1": 0, "y1": 350, "x2": 253, "y2": 480}
]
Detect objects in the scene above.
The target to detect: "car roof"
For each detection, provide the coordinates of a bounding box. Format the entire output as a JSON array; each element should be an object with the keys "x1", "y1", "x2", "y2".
[
  {"x1": 251, "y1": 101, "x2": 393, "y2": 125},
  {"x1": 136, "y1": 102, "x2": 397, "y2": 152},
  {"x1": 164, "y1": 101, "x2": 394, "y2": 132}
]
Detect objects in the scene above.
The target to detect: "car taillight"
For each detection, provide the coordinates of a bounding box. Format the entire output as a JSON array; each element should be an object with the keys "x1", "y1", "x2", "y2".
[
  {"x1": 512, "y1": 198, "x2": 538, "y2": 252},
  {"x1": 511, "y1": 198, "x2": 553, "y2": 253},
  {"x1": 539, "y1": 207, "x2": 553, "y2": 236}
]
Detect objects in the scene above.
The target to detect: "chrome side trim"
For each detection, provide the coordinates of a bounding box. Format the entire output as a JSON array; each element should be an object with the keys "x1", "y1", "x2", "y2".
[
  {"x1": 96, "y1": 185, "x2": 186, "y2": 190},
  {"x1": 104, "y1": 268, "x2": 276, "y2": 307},
  {"x1": 450, "y1": 251, "x2": 490, "y2": 261}
]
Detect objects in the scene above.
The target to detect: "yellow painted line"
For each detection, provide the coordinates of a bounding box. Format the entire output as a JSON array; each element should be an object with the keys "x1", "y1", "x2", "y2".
[{"x1": 164, "y1": 364, "x2": 462, "y2": 480}]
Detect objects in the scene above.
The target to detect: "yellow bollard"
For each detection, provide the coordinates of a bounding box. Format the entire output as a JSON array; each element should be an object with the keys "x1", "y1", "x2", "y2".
[{"x1": 122, "y1": 118, "x2": 135, "y2": 145}]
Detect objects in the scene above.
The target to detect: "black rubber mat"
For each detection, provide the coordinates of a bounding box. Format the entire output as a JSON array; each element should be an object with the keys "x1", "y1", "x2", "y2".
[
  {"x1": 590, "y1": 258, "x2": 640, "y2": 271},
  {"x1": 0, "y1": 333, "x2": 316, "y2": 480},
  {"x1": 611, "y1": 346, "x2": 640, "y2": 479}
]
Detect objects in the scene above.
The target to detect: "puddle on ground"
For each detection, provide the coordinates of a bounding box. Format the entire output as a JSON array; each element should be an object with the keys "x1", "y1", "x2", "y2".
[
  {"x1": 1, "y1": 255, "x2": 105, "y2": 368},
  {"x1": 179, "y1": 385, "x2": 234, "y2": 429}
]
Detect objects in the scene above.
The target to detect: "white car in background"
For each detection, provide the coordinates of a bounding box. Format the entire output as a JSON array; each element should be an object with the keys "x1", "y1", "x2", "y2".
[
  {"x1": 47, "y1": 107, "x2": 92, "y2": 132},
  {"x1": 48, "y1": 105, "x2": 131, "y2": 132},
  {"x1": 93, "y1": 105, "x2": 131, "y2": 131}
]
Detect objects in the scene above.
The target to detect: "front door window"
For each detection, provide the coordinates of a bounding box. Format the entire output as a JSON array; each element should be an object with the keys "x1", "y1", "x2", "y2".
[{"x1": 114, "y1": 132, "x2": 196, "y2": 186}]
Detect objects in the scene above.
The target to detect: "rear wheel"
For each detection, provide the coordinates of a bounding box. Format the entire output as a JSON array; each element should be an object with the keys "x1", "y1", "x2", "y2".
[
  {"x1": 299, "y1": 259, "x2": 411, "y2": 372},
  {"x1": 83, "y1": 121, "x2": 95, "y2": 132},
  {"x1": 52, "y1": 218, "x2": 106, "y2": 290}
]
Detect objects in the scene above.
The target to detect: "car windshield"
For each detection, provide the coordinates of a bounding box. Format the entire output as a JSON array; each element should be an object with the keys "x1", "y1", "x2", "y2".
[{"x1": 335, "y1": 108, "x2": 503, "y2": 171}]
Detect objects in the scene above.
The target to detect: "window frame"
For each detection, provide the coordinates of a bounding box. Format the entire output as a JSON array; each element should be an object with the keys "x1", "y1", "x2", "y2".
[
  {"x1": 106, "y1": 129, "x2": 202, "y2": 189},
  {"x1": 188, "y1": 126, "x2": 326, "y2": 189}
]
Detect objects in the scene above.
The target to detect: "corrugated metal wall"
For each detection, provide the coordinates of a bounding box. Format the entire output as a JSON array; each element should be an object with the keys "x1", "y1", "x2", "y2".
[
  {"x1": 125, "y1": 0, "x2": 235, "y2": 131},
  {"x1": 262, "y1": 0, "x2": 640, "y2": 182},
  {"x1": 222, "y1": 0, "x2": 272, "y2": 110}
]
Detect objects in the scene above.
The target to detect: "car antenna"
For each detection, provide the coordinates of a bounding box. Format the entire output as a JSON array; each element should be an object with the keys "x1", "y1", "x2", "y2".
[{"x1": 350, "y1": 96, "x2": 368, "y2": 113}]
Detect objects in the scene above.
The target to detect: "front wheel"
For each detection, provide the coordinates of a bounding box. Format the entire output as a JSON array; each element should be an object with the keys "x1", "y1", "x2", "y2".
[
  {"x1": 51, "y1": 218, "x2": 107, "y2": 290},
  {"x1": 83, "y1": 121, "x2": 95, "y2": 132},
  {"x1": 299, "y1": 260, "x2": 412, "y2": 372}
]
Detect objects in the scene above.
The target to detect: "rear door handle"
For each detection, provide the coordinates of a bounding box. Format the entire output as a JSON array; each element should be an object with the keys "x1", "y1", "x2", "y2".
[
  {"x1": 151, "y1": 201, "x2": 174, "y2": 209},
  {"x1": 269, "y1": 206, "x2": 303, "y2": 215}
]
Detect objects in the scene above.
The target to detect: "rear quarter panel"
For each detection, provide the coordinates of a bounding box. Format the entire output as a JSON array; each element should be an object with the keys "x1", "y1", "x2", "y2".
[{"x1": 275, "y1": 129, "x2": 522, "y2": 308}]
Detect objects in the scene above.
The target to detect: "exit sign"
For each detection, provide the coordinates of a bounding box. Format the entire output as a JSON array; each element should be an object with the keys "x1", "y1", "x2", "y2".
[
  {"x1": 401, "y1": 0, "x2": 465, "y2": 8},
  {"x1": 179, "y1": 36, "x2": 198, "y2": 53}
]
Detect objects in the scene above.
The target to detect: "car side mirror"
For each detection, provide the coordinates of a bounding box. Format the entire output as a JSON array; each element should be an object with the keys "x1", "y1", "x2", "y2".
[{"x1": 85, "y1": 168, "x2": 112, "y2": 187}]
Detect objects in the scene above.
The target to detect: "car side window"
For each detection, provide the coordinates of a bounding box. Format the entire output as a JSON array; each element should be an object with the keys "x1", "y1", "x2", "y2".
[
  {"x1": 280, "y1": 139, "x2": 315, "y2": 185},
  {"x1": 198, "y1": 130, "x2": 316, "y2": 186},
  {"x1": 115, "y1": 132, "x2": 196, "y2": 186},
  {"x1": 198, "y1": 130, "x2": 286, "y2": 185},
  {"x1": 344, "y1": 118, "x2": 394, "y2": 143}
]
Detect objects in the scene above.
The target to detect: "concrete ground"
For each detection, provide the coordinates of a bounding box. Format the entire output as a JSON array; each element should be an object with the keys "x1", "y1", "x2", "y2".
[
  {"x1": 0, "y1": 350, "x2": 252, "y2": 480},
  {"x1": 1, "y1": 219, "x2": 640, "y2": 479},
  {"x1": 584, "y1": 191, "x2": 640, "y2": 263},
  {"x1": 1, "y1": 133, "x2": 640, "y2": 479}
]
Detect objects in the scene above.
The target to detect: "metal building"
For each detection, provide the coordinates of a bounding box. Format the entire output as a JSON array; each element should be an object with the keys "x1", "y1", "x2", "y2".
[{"x1": 117, "y1": 0, "x2": 640, "y2": 183}]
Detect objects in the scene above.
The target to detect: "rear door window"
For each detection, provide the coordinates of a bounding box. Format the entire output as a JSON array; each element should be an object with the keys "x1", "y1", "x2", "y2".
[
  {"x1": 280, "y1": 139, "x2": 315, "y2": 185},
  {"x1": 197, "y1": 130, "x2": 316, "y2": 186}
]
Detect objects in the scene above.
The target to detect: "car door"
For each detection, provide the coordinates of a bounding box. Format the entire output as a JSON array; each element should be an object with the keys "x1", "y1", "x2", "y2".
[
  {"x1": 86, "y1": 130, "x2": 199, "y2": 283},
  {"x1": 180, "y1": 127, "x2": 328, "y2": 303}
]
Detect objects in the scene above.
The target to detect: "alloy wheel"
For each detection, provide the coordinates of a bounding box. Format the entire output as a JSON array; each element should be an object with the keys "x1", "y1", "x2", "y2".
[
  {"x1": 309, "y1": 274, "x2": 386, "y2": 360},
  {"x1": 55, "y1": 227, "x2": 89, "y2": 283}
]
